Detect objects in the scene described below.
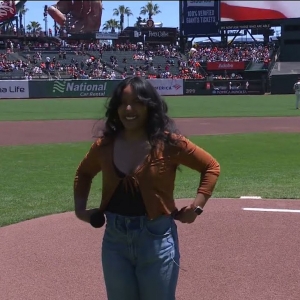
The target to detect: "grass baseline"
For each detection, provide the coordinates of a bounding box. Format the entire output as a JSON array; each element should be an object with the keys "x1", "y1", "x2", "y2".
[
  {"x1": 0, "y1": 94, "x2": 299, "y2": 121},
  {"x1": 0, "y1": 133, "x2": 299, "y2": 227}
]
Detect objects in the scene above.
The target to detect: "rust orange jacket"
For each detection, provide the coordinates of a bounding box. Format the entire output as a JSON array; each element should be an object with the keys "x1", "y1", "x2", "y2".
[{"x1": 74, "y1": 134, "x2": 221, "y2": 219}]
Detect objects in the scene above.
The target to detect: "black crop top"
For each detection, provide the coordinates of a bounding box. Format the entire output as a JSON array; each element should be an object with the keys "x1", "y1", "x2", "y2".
[{"x1": 105, "y1": 164, "x2": 147, "y2": 216}]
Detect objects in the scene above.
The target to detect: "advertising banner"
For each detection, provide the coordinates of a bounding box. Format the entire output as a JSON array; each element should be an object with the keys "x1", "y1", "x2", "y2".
[
  {"x1": 148, "y1": 79, "x2": 183, "y2": 96},
  {"x1": 183, "y1": 79, "x2": 264, "y2": 95},
  {"x1": 0, "y1": 0, "x2": 16, "y2": 23},
  {"x1": 182, "y1": 0, "x2": 220, "y2": 36},
  {"x1": 212, "y1": 79, "x2": 264, "y2": 94},
  {"x1": 29, "y1": 80, "x2": 121, "y2": 98},
  {"x1": 211, "y1": 89, "x2": 263, "y2": 95},
  {"x1": 0, "y1": 80, "x2": 29, "y2": 99},
  {"x1": 24, "y1": 46, "x2": 80, "y2": 52},
  {"x1": 95, "y1": 32, "x2": 118, "y2": 40},
  {"x1": 140, "y1": 28, "x2": 177, "y2": 41},
  {"x1": 207, "y1": 61, "x2": 245, "y2": 71}
]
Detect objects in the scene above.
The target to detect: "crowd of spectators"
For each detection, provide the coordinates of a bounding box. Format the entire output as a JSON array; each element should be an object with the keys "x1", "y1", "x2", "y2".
[
  {"x1": 98, "y1": 42, "x2": 275, "y2": 80},
  {"x1": 0, "y1": 51, "x2": 34, "y2": 78},
  {"x1": 189, "y1": 43, "x2": 274, "y2": 62},
  {"x1": 0, "y1": 39, "x2": 277, "y2": 80},
  {"x1": 0, "y1": 40, "x2": 119, "y2": 79}
]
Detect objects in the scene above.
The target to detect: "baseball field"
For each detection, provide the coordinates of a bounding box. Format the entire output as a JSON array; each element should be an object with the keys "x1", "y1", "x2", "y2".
[{"x1": 0, "y1": 94, "x2": 299, "y2": 300}]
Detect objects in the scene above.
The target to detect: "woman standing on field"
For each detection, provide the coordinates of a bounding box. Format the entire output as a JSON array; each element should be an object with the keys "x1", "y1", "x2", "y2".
[{"x1": 73, "y1": 76, "x2": 220, "y2": 300}]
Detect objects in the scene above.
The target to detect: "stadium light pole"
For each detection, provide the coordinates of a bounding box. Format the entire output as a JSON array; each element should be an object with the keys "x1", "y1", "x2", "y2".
[
  {"x1": 43, "y1": 5, "x2": 48, "y2": 35},
  {"x1": 178, "y1": 0, "x2": 185, "y2": 53}
]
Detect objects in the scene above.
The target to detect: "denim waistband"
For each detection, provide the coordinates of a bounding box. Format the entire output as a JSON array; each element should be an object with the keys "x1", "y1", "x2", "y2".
[
  {"x1": 104, "y1": 211, "x2": 173, "y2": 231},
  {"x1": 105, "y1": 212, "x2": 146, "y2": 229}
]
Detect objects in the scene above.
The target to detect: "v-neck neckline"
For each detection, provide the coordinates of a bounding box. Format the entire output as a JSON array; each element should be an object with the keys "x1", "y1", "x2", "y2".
[{"x1": 111, "y1": 138, "x2": 152, "y2": 178}]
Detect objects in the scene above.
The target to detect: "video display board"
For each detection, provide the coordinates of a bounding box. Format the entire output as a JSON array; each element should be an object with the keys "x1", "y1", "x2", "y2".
[
  {"x1": 181, "y1": 1, "x2": 220, "y2": 36},
  {"x1": 181, "y1": 1, "x2": 300, "y2": 36}
]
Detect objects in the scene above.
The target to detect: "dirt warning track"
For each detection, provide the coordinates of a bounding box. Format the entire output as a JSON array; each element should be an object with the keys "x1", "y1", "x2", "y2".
[{"x1": 0, "y1": 116, "x2": 299, "y2": 146}]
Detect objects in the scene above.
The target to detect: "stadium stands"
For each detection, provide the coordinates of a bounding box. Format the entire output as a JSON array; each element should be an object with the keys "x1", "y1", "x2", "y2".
[{"x1": 0, "y1": 40, "x2": 277, "y2": 81}]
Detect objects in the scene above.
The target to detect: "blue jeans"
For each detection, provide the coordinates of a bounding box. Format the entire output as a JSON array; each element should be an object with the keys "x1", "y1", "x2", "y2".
[{"x1": 101, "y1": 212, "x2": 180, "y2": 300}]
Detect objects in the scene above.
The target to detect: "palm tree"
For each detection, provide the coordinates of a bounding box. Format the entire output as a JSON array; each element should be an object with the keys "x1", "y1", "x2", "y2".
[
  {"x1": 113, "y1": 5, "x2": 133, "y2": 30},
  {"x1": 140, "y1": 1, "x2": 161, "y2": 20},
  {"x1": 26, "y1": 21, "x2": 42, "y2": 33},
  {"x1": 134, "y1": 17, "x2": 146, "y2": 28},
  {"x1": 102, "y1": 19, "x2": 120, "y2": 33},
  {"x1": 19, "y1": 5, "x2": 29, "y2": 30}
]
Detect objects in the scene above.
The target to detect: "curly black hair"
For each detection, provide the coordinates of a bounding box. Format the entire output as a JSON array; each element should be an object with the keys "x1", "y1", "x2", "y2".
[{"x1": 97, "y1": 76, "x2": 181, "y2": 147}]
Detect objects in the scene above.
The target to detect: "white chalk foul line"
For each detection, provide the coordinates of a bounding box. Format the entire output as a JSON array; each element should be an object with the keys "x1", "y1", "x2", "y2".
[{"x1": 243, "y1": 208, "x2": 300, "y2": 213}]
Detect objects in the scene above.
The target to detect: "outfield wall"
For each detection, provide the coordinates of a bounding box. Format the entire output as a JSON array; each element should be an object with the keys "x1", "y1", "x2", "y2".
[
  {"x1": 270, "y1": 74, "x2": 299, "y2": 94},
  {"x1": 0, "y1": 79, "x2": 264, "y2": 99}
]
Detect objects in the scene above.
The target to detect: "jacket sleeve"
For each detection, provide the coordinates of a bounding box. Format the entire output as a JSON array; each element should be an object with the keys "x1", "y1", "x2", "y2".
[
  {"x1": 74, "y1": 139, "x2": 102, "y2": 201},
  {"x1": 172, "y1": 136, "x2": 220, "y2": 196}
]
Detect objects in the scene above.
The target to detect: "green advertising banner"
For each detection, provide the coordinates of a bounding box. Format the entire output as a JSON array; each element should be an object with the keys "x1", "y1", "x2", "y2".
[{"x1": 29, "y1": 80, "x2": 121, "y2": 98}]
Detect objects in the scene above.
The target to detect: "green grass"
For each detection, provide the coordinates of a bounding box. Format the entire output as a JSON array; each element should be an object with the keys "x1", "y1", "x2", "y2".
[
  {"x1": 0, "y1": 94, "x2": 298, "y2": 121},
  {"x1": 1, "y1": 133, "x2": 299, "y2": 227}
]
